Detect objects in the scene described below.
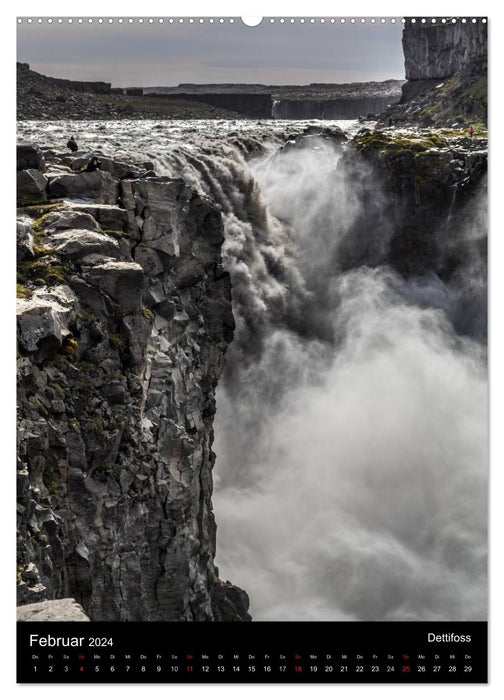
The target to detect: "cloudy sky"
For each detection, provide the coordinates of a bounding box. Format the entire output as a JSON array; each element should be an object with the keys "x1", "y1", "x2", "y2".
[{"x1": 17, "y1": 19, "x2": 405, "y2": 86}]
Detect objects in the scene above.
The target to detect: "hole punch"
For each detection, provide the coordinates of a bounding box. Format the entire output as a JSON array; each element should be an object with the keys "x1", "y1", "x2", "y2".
[{"x1": 241, "y1": 17, "x2": 263, "y2": 27}]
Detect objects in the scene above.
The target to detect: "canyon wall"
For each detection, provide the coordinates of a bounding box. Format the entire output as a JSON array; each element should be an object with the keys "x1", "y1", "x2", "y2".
[
  {"x1": 16, "y1": 143, "x2": 250, "y2": 622},
  {"x1": 273, "y1": 95, "x2": 399, "y2": 119},
  {"x1": 149, "y1": 92, "x2": 273, "y2": 118},
  {"x1": 381, "y1": 19, "x2": 487, "y2": 126},
  {"x1": 403, "y1": 20, "x2": 487, "y2": 80}
]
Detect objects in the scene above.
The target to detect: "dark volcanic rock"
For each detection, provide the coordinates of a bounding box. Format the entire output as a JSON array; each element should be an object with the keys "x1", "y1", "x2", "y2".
[
  {"x1": 160, "y1": 92, "x2": 273, "y2": 118},
  {"x1": 212, "y1": 579, "x2": 252, "y2": 621},
  {"x1": 84, "y1": 261, "x2": 145, "y2": 313},
  {"x1": 66, "y1": 203, "x2": 129, "y2": 231},
  {"x1": 46, "y1": 230, "x2": 120, "y2": 261},
  {"x1": 48, "y1": 171, "x2": 120, "y2": 204},
  {"x1": 380, "y1": 21, "x2": 487, "y2": 127},
  {"x1": 70, "y1": 154, "x2": 154, "y2": 179},
  {"x1": 16, "y1": 147, "x2": 249, "y2": 622},
  {"x1": 17, "y1": 142, "x2": 46, "y2": 172},
  {"x1": 403, "y1": 20, "x2": 487, "y2": 80},
  {"x1": 17, "y1": 169, "x2": 48, "y2": 205},
  {"x1": 17, "y1": 219, "x2": 34, "y2": 260},
  {"x1": 43, "y1": 210, "x2": 101, "y2": 232},
  {"x1": 273, "y1": 95, "x2": 399, "y2": 119},
  {"x1": 344, "y1": 129, "x2": 487, "y2": 281},
  {"x1": 17, "y1": 285, "x2": 76, "y2": 362}
]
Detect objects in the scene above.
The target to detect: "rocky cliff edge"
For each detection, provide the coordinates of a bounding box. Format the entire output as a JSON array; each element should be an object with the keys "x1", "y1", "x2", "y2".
[
  {"x1": 16, "y1": 142, "x2": 250, "y2": 622},
  {"x1": 380, "y1": 19, "x2": 487, "y2": 128}
]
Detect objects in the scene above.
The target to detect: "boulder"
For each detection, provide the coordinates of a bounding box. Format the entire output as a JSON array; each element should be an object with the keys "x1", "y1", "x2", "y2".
[
  {"x1": 48, "y1": 171, "x2": 120, "y2": 205},
  {"x1": 84, "y1": 261, "x2": 144, "y2": 313},
  {"x1": 16, "y1": 562, "x2": 47, "y2": 605},
  {"x1": 17, "y1": 285, "x2": 76, "y2": 362},
  {"x1": 143, "y1": 278, "x2": 166, "y2": 306},
  {"x1": 134, "y1": 244, "x2": 165, "y2": 276},
  {"x1": 17, "y1": 142, "x2": 46, "y2": 172},
  {"x1": 46, "y1": 229, "x2": 120, "y2": 260},
  {"x1": 66, "y1": 203, "x2": 129, "y2": 231},
  {"x1": 17, "y1": 218, "x2": 34, "y2": 260},
  {"x1": 154, "y1": 299, "x2": 176, "y2": 320},
  {"x1": 302, "y1": 124, "x2": 347, "y2": 141},
  {"x1": 102, "y1": 380, "x2": 128, "y2": 405},
  {"x1": 211, "y1": 580, "x2": 252, "y2": 622},
  {"x1": 43, "y1": 210, "x2": 100, "y2": 232},
  {"x1": 67, "y1": 277, "x2": 109, "y2": 319},
  {"x1": 17, "y1": 169, "x2": 48, "y2": 205},
  {"x1": 122, "y1": 313, "x2": 152, "y2": 365},
  {"x1": 17, "y1": 598, "x2": 90, "y2": 622}
]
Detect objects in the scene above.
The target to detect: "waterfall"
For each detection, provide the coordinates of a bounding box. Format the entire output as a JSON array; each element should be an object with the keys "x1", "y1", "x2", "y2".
[
  {"x1": 447, "y1": 183, "x2": 458, "y2": 224},
  {"x1": 17, "y1": 118, "x2": 487, "y2": 622}
]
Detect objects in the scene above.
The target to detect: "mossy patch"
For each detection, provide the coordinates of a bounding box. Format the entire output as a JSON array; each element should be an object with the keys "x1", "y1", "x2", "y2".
[
  {"x1": 20, "y1": 202, "x2": 63, "y2": 220},
  {"x1": 111, "y1": 303, "x2": 126, "y2": 322},
  {"x1": 32, "y1": 213, "x2": 54, "y2": 234},
  {"x1": 76, "y1": 307, "x2": 99, "y2": 328},
  {"x1": 32, "y1": 243, "x2": 54, "y2": 256},
  {"x1": 33, "y1": 398, "x2": 49, "y2": 417},
  {"x1": 353, "y1": 131, "x2": 447, "y2": 157},
  {"x1": 69, "y1": 419, "x2": 81, "y2": 433},
  {"x1": 17, "y1": 564, "x2": 28, "y2": 585},
  {"x1": 77, "y1": 360, "x2": 99, "y2": 374},
  {"x1": 42, "y1": 464, "x2": 61, "y2": 496},
  {"x1": 17, "y1": 194, "x2": 47, "y2": 207},
  {"x1": 437, "y1": 125, "x2": 487, "y2": 139},
  {"x1": 16, "y1": 283, "x2": 33, "y2": 299},
  {"x1": 17, "y1": 257, "x2": 68, "y2": 287},
  {"x1": 412, "y1": 72, "x2": 487, "y2": 128},
  {"x1": 466, "y1": 77, "x2": 487, "y2": 104},
  {"x1": 62, "y1": 337, "x2": 79, "y2": 357},
  {"x1": 108, "y1": 332, "x2": 128, "y2": 353},
  {"x1": 142, "y1": 305, "x2": 154, "y2": 320}
]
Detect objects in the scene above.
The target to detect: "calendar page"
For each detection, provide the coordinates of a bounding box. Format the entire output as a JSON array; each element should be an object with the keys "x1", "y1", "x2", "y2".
[{"x1": 16, "y1": 14, "x2": 488, "y2": 684}]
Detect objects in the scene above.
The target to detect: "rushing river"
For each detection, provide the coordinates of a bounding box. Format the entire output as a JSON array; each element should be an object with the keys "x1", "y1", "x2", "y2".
[{"x1": 18, "y1": 119, "x2": 488, "y2": 621}]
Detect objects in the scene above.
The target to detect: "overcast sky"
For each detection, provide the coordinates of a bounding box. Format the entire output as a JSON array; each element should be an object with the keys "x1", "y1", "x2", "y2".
[{"x1": 17, "y1": 20, "x2": 405, "y2": 87}]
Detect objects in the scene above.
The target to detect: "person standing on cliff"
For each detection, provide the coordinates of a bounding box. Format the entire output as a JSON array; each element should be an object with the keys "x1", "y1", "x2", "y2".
[
  {"x1": 66, "y1": 136, "x2": 78, "y2": 152},
  {"x1": 84, "y1": 156, "x2": 101, "y2": 172},
  {"x1": 469, "y1": 126, "x2": 475, "y2": 138}
]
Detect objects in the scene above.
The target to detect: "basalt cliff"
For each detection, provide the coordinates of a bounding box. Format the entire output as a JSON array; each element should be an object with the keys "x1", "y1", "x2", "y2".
[
  {"x1": 16, "y1": 143, "x2": 250, "y2": 621},
  {"x1": 381, "y1": 19, "x2": 487, "y2": 127}
]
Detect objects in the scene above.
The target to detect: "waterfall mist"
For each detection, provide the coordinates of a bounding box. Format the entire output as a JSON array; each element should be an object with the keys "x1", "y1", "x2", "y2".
[
  {"x1": 210, "y1": 132, "x2": 487, "y2": 622},
  {"x1": 214, "y1": 268, "x2": 487, "y2": 620}
]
